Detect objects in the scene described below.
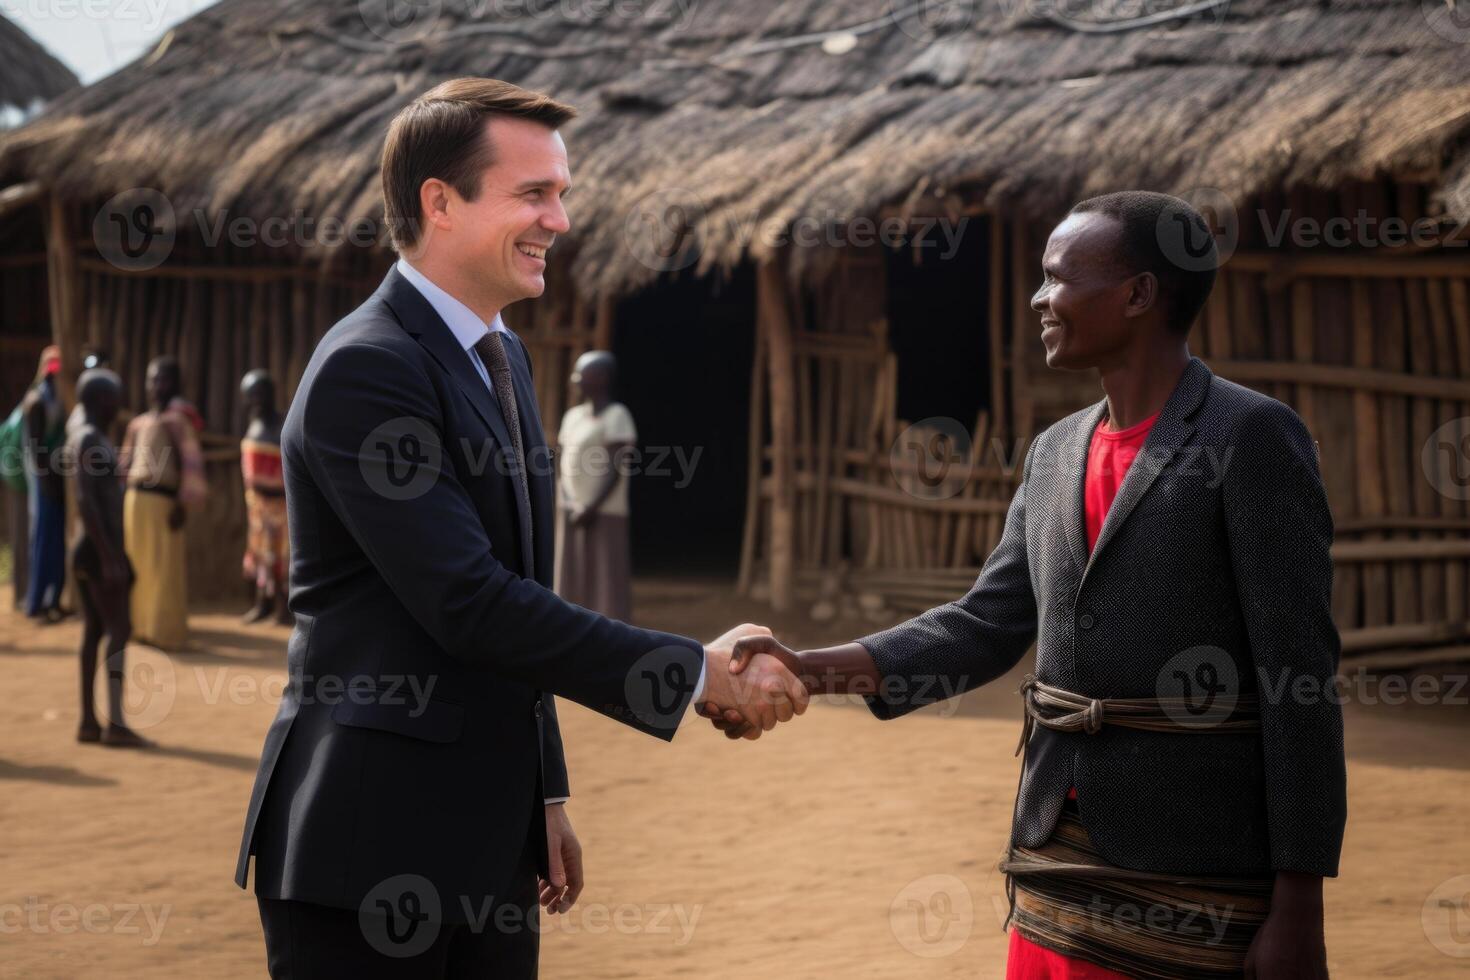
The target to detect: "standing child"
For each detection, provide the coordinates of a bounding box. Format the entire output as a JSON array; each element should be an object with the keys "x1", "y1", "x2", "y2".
[{"x1": 68, "y1": 369, "x2": 151, "y2": 748}]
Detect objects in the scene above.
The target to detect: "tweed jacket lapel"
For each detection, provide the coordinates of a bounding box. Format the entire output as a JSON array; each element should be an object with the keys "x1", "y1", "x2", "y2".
[{"x1": 1063, "y1": 356, "x2": 1213, "y2": 585}]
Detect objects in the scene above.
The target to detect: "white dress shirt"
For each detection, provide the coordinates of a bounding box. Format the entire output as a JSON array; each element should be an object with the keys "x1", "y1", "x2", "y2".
[{"x1": 393, "y1": 259, "x2": 707, "y2": 782}]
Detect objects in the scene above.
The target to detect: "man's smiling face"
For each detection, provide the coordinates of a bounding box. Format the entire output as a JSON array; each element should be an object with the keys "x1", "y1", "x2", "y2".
[
  {"x1": 448, "y1": 115, "x2": 572, "y2": 303},
  {"x1": 1030, "y1": 211, "x2": 1153, "y2": 372}
]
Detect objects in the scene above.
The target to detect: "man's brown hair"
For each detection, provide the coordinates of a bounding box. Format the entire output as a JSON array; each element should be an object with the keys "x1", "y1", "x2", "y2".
[{"x1": 381, "y1": 77, "x2": 577, "y2": 251}]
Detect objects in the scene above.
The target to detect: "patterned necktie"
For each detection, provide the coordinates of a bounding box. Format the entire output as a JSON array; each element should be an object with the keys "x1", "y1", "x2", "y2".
[{"x1": 473, "y1": 331, "x2": 535, "y2": 581}]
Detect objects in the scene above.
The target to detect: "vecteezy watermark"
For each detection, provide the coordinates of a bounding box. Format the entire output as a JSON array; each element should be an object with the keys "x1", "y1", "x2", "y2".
[
  {"x1": 810, "y1": 671, "x2": 970, "y2": 718},
  {"x1": 624, "y1": 646, "x2": 701, "y2": 732},
  {"x1": 192, "y1": 671, "x2": 440, "y2": 714},
  {"x1": 1423, "y1": 875, "x2": 1470, "y2": 958},
  {"x1": 109, "y1": 644, "x2": 177, "y2": 731},
  {"x1": 94, "y1": 188, "x2": 176, "y2": 272},
  {"x1": 360, "y1": 416, "x2": 445, "y2": 502},
  {"x1": 1156, "y1": 646, "x2": 1241, "y2": 730},
  {"x1": 1257, "y1": 664, "x2": 1470, "y2": 709},
  {"x1": 90, "y1": 193, "x2": 395, "y2": 271},
  {"x1": 1422, "y1": 0, "x2": 1470, "y2": 43},
  {"x1": 0, "y1": 898, "x2": 171, "y2": 946},
  {"x1": 889, "y1": 0, "x2": 976, "y2": 42},
  {"x1": 355, "y1": 416, "x2": 702, "y2": 502},
  {"x1": 891, "y1": 417, "x2": 974, "y2": 501},
  {"x1": 355, "y1": 0, "x2": 698, "y2": 45},
  {"x1": 360, "y1": 874, "x2": 442, "y2": 958},
  {"x1": 1156, "y1": 186, "x2": 1238, "y2": 272},
  {"x1": 357, "y1": 874, "x2": 702, "y2": 958},
  {"x1": 0, "y1": 0, "x2": 173, "y2": 31},
  {"x1": 889, "y1": 873, "x2": 973, "y2": 957},
  {"x1": 1423, "y1": 418, "x2": 1470, "y2": 501},
  {"x1": 623, "y1": 186, "x2": 706, "y2": 273},
  {"x1": 621, "y1": 187, "x2": 970, "y2": 273},
  {"x1": 1081, "y1": 893, "x2": 1236, "y2": 944},
  {"x1": 358, "y1": 0, "x2": 444, "y2": 44}
]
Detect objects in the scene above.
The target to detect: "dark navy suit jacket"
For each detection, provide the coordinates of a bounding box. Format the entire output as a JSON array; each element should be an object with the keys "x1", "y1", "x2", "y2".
[{"x1": 235, "y1": 267, "x2": 703, "y2": 920}]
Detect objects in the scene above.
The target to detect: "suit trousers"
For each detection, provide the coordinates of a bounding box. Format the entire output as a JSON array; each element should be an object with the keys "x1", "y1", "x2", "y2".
[{"x1": 257, "y1": 832, "x2": 540, "y2": 979}]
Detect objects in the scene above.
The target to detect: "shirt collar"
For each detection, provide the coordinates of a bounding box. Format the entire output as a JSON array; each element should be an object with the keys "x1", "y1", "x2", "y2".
[{"x1": 395, "y1": 258, "x2": 508, "y2": 351}]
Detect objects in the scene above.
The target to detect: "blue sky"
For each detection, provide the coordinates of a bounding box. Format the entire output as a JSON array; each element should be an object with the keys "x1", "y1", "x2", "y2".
[{"x1": 5, "y1": 0, "x2": 218, "y2": 84}]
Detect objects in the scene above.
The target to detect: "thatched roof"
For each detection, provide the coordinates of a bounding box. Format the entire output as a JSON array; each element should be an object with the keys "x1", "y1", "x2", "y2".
[
  {"x1": 1, "y1": 0, "x2": 1467, "y2": 296},
  {"x1": 0, "y1": 13, "x2": 77, "y2": 125}
]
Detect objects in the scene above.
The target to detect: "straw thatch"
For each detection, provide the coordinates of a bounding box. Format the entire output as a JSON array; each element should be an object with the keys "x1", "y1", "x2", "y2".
[
  {"x1": 0, "y1": 13, "x2": 76, "y2": 122},
  {"x1": 1, "y1": 0, "x2": 1467, "y2": 296}
]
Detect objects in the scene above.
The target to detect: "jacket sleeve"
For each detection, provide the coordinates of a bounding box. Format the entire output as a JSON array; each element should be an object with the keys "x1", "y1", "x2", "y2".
[
  {"x1": 856, "y1": 443, "x2": 1039, "y2": 719},
  {"x1": 1222, "y1": 399, "x2": 1346, "y2": 877},
  {"x1": 302, "y1": 341, "x2": 703, "y2": 740},
  {"x1": 539, "y1": 696, "x2": 570, "y2": 800}
]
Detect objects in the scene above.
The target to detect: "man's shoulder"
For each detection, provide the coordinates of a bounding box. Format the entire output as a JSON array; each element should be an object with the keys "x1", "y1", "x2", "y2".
[
  {"x1": 300, "y1": 294, "x2": 424, "y2": 385},
  {"x1": 1201, "y1": 373, "x2": 1305, "y2": 434}
]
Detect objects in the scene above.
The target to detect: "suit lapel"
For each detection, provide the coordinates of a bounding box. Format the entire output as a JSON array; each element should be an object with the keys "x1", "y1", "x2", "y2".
[
  {"x1": 379, "y1": 268, "x2": 537, "y2": 573},
  {"x1": 1073, "y1": 356, "x2": 1212, "y2": 585},
  {"x1": 1063, "y1": 400, "x2": 1108, "y2": 574}
]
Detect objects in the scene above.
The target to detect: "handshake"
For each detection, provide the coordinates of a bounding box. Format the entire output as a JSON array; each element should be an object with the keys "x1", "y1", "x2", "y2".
[{"x1": 694, "y1": 624, "x2": 813, "y2": 740}]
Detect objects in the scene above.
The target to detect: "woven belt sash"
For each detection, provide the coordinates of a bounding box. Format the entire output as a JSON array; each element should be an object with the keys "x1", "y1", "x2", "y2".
[{"x1": 1015, "y1": 674, "x2": 1260, "y2": 757}]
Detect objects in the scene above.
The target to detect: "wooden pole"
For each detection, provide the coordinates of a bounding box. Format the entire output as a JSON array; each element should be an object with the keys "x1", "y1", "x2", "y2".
[
  {"x1": 43, "y1": 194, "x2": 82, "y2": 407},
  {"x1": 735, "y1": 325, "x2": 768, "y2": 596},
  {"x1": 758, "y1": 259, "x2": 798, "y2": 611}
]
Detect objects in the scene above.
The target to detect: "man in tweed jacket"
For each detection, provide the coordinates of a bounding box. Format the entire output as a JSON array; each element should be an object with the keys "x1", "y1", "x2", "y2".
[{"x1": 704, "y1": 192, "x2": 1346, "y2": 978}]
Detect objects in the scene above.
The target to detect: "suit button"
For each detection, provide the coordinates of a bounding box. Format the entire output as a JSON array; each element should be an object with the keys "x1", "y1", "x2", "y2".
[
  {"x1": 1078, "y1": 613, "x2": 1096, "y2": 630},
  {"x1": 534, "y1": 701, "x2": 543, "y2": 719}
]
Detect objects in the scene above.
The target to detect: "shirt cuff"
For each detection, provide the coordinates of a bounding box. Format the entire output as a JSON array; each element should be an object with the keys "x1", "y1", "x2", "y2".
[
  {"x1": 689, "y1": 652, "x2": 707, "y2": 704},
  {"x1": 544, "y1": 797, "x2": 569, "y2": 806}
]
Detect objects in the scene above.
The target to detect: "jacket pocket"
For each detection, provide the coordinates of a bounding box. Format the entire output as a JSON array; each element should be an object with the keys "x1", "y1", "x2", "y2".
[{"x1": 331, "y1": 691, "x2": 464, "y2": 743}]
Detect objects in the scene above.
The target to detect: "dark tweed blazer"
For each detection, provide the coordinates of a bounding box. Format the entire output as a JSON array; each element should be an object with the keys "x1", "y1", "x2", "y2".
[{"x1": 859, "y1": 356, "x2": 1346, "y2": 878}]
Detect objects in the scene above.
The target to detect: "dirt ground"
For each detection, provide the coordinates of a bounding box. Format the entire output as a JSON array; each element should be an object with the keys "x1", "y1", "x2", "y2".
[{"x1": 2, "y1": 576, "x2": 1468, "y2": 978}]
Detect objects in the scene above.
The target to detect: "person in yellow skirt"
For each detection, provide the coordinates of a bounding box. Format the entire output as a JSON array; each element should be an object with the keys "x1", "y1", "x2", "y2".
[{"x1": 119, "y1": 356, "x2": 206, "y2": 651}]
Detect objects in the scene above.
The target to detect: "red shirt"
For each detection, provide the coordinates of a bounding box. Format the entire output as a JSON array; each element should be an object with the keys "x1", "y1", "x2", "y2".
[{"x1": 1009, "y1": 409, "x2": 1158, "y2": 980}]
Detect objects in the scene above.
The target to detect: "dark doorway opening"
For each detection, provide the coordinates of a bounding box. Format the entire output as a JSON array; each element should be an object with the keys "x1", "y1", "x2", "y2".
[
  {"x1": 885, "y1": 214, "x2": 994, "y2": 431},
  {"x1": 612, "y1": 263, "x2": 756, "y2": 575}
]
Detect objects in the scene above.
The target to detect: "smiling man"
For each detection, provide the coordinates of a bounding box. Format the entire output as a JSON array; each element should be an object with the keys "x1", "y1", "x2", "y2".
[
  {"x1": 709, "y1": 191, "x2": 1346, "y2": 978},
  {"x1": 235, "y1": 78, "x2": 806, "y2": 978}
]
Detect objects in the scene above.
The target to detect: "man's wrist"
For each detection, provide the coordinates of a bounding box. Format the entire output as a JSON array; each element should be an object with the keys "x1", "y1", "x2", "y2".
[{"x1": 1270, "y1": 871, "x2": 1324, "y2": 913}]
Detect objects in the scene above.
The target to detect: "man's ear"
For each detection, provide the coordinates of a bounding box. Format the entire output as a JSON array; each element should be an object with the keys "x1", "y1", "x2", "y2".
[
  {"x1": 418, "y1": 178, "x2": 453, "y2": 234},
  {"x1": 1123, "y1": 271, "x2": 1158, "y2": 319}
]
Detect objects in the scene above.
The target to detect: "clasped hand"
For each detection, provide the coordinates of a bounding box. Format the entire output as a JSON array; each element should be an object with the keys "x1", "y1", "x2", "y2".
[{"x1": 695, "y1": 625, "x2": 808, "y2": 740}]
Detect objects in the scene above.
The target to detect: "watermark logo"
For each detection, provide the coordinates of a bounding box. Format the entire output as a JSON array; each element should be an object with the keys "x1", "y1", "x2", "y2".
[
  {"x1": 1422, "y1": 0, "x2": 1470, "y2": 43},
  {"x1": 1423, "y1": 418, "x2": 1470, "y2": 501},
  {"x1": 358, "y1": 0, "x2": 443, "y2": 43},
  {"x1": 889, "y1": 873, "x2": 973, "y2": 957},
  {"x1": 359, "y1": 416, "x2": 443, "y2": 501},
  {"x1": 890, "y1": 417, "x2": 973, "y2": 501},
  {"x1": 94, "y1": 189, "x2": 175, "y2": 272},
  {"x1": 891, "y1": 0, "x2": 976, "y2": 42},
  {"x1": 624, "y1": 187, "x2": 705, "y2": 272},
  {"x1": 360, "y1": 874, "x2": 442, "y2": 958},
  {"x1": 1156, "y1": 645, "x2": 1239, "y2": 729},
  {"x1": 624, "y1": 646, "x2": 698, "y2": 731},
  {"x1": 110, "y1": 645, "x2": 176, "y2": 730},
  {"x1": 1156, "y1": 186, "x2": 1237, "y2": 272},
  {"x1": 1423, "y1": 875, "x2": 1470, "y2": 957}
]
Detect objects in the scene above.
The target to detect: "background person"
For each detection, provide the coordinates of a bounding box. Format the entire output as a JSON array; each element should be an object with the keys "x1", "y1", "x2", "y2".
[
  {"x1": 239, "y1": 369, "x2": 289, "y2": 625},
  {"x1": 21, "y1": 345, "x2": 67, "y2": 622},
  {"x1": 554, "y1": 350, "x2": 637, "y2": 621},
  {"x1": 119, "y1": 355, "x2": 205, "y2": 650},
  {"x1": 67, "y1": 369, "x2": 151, "y2": 749}
]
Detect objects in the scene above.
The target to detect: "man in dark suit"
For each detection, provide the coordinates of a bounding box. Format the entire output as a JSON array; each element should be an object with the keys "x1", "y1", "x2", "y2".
[
  {"x1": 708, "y1": 192, "x2": 1346, "y2": 979},
  {"x1": 236, "y1": 78, "x2": 808, "y2": 978}
]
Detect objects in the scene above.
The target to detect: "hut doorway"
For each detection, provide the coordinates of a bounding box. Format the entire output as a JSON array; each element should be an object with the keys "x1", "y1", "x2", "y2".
[
  {"x1": 885, "y1": 214, "x2": 995, "y2": 431},
  {"x1": 611, "y1": 265, "x2": 757, "y2": 574}
]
